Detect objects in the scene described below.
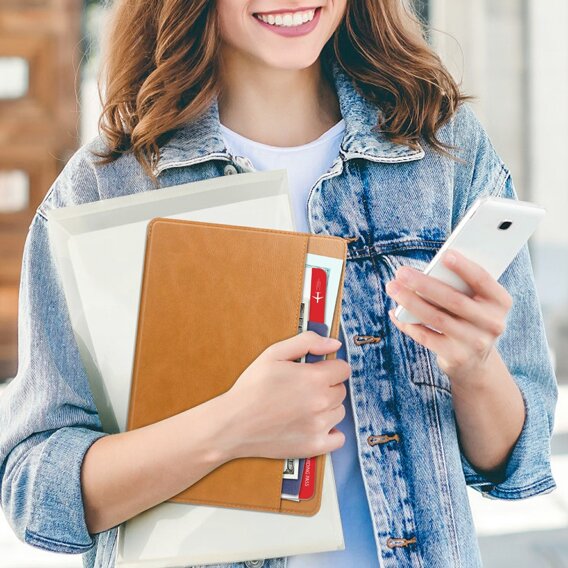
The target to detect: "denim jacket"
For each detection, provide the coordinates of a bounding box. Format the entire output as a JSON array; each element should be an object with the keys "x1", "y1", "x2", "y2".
[{"x1": 0, "y1": 58, "x2": 558, "y2": 568}]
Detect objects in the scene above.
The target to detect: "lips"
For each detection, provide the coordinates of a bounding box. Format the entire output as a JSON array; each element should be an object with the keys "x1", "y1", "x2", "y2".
[{"x1": 251, "y1": 5, "x2": 323, "y2": 37}]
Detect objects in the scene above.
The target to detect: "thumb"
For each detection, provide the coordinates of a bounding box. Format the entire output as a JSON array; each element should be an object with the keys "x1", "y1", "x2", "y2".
[{"x1": 265, "y1": 330, "x2": 342, "y2": 362}]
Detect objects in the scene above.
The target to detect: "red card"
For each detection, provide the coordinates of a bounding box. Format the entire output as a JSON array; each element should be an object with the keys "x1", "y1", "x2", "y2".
[
  {"x1": 299, "y1": 267, "x2": 328, "y2": 500},
  {"x1": 309, "y1": 267, "x2": 327, "y2": 324},
  {"x1": 298, "y1": 456, "x2": 317, "y2": 500}
]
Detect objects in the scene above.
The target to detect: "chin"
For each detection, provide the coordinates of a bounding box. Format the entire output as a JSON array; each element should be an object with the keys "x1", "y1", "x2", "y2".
[{"x1": 256, "y1": 48, "x2": 324, "y2": 71}]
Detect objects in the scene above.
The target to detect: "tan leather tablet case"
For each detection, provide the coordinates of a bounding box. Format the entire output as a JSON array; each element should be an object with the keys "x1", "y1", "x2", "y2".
[{"x1": 127, "y1": 217, "x2": 347, "y2": 516}]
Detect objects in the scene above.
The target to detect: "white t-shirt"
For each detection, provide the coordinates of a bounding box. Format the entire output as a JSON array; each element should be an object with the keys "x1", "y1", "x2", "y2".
[{"x1": 221, "y1": 120, "x2": 379, "y2": 567}]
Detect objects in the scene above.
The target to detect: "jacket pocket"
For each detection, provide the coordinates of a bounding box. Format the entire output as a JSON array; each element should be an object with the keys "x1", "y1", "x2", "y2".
[{"x1": 379, "y1": 241, "x2": 453, "y2": 394}]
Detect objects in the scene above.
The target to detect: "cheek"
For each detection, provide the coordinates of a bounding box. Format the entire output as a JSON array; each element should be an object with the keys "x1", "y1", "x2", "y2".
[
  {"x1": 216, "y1": 0, "x2": 250, "y2": 48},
  {"x1": 331, "y1": 0, "x2": 348, "y2": 30}
]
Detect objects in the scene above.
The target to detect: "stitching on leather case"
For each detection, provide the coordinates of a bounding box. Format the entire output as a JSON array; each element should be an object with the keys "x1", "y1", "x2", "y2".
[
  {"x1": 148, "y1": 217, "x2": 348, "y2": 248},
  {"x1": 126, "y1": 218, "x2": 160, "y2": 431}
]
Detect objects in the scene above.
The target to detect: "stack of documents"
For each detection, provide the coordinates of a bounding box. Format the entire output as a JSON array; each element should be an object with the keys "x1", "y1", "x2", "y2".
[{"x1": 46, "y1": 170, "x2": 346, "y2": 567}]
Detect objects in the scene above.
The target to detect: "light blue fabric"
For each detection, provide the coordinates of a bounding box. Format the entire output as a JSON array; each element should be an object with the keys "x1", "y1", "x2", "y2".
[
  {"x1": 0, "y1": 55, "x2": 558, "y2": 568},
  {"x1": 221, "y1": 120, "x2": 379, "y2": 567}
]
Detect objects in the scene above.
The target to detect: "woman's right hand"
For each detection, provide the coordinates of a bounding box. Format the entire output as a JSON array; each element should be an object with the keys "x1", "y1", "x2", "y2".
[{"x1": 221, "y1": 330, "x2": 351, "y2": 461}]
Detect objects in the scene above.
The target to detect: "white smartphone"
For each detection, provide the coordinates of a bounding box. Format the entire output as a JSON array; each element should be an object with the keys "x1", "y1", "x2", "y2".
[{"x1": 393, "y1": 195, "x2": 546, "y2": 326}]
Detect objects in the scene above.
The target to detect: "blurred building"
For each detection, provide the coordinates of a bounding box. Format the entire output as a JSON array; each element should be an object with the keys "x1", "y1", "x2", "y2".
[{"x1": 0, "y1": 0, "x2": 82, "y2": 379}]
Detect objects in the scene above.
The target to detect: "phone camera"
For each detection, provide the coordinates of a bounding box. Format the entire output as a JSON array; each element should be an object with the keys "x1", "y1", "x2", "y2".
[{"x1": 498, "y1": 220, "x2": 513, "y2": 230}]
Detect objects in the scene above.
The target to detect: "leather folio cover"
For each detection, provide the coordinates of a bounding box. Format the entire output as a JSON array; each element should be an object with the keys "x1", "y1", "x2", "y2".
[{"x1": 127, "y1": 217, "x2": 347, "y2": 517}]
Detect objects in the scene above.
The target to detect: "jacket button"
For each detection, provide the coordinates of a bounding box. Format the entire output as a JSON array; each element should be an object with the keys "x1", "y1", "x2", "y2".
[
  {"x1": 386, "y1": 536, "x2": 417, "y2": 548},
  {"x1": 354, "y1": 334, "x2": 382, "y2": 345},
  {"x1": 368, "y1": 433, "x2": 400, "y2": 446},
  {"x1": 244, "y1": 560, "x2": 265, "y2": 567},
  {"x1": 224, "y1": 164, "x2": 238, "y2": 175}
]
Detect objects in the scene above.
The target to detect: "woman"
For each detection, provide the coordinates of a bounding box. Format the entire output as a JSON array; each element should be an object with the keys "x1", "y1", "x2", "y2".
[{"x1": 0, "y1": 0, "x2": 558, "y2": 567}]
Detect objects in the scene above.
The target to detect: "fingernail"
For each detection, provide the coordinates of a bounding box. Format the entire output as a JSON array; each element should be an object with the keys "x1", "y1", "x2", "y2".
[
  {"x1": 326, "y1": 337, "x2": 342, "y2": 345},
  {"x1": 387, "y1": 281, "x2": 400, "y2": 294},
  {"x1": 445, "y1": 252, "x2": 456, "y2": 265}
]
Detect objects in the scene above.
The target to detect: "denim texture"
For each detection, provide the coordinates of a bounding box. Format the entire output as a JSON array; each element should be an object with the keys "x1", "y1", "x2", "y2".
[{"x1": 0, "y1": 58, "x2": 558, "y2": 568}]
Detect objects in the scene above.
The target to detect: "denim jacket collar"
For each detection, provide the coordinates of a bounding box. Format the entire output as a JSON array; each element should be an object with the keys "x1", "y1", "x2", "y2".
[{"x1": 153, "y1": 58, "x2": 424, "y2": 177}]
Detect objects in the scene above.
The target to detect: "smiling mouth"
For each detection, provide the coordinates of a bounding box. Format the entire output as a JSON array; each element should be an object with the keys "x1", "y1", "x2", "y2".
[{"x1": 253, "y1": 7, "x2": 321, "y2": 28}]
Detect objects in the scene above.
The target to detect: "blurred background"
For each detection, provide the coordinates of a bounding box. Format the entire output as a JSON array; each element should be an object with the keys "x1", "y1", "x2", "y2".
[{"x1": 0, "y1": 0, "x2": 567, "y2": 566}]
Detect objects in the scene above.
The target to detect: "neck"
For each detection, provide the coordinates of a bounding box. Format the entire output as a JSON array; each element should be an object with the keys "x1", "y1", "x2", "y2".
[{"x1": 217, "y1": 51, "x2": 342, "y2": 147}]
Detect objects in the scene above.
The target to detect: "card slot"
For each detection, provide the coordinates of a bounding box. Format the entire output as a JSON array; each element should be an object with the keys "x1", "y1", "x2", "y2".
[
  {"x1": 275, "y1": 236, "x2": 345, "y2": 516},
  {"x1": 278, "y1": 454, "x2": 326, "y2": 516}
]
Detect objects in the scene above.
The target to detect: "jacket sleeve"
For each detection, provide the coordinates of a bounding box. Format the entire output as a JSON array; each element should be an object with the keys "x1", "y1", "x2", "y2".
[
  {"x1": 0, "y1": 169, "x2": 109, "y2": 552},
  {"x1": 451, "y1": 105, "x2": 559, "y2": 500}
]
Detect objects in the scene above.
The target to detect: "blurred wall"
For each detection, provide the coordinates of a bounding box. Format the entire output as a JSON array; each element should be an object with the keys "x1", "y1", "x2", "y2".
[{"x1": 430, "y1": 0, "x2": 568, "y2": 373}]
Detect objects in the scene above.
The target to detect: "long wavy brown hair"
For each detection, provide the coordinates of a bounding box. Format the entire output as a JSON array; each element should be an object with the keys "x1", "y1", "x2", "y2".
[{"x1": 95, "y1": 0, "x2": 469, "y2": 180}]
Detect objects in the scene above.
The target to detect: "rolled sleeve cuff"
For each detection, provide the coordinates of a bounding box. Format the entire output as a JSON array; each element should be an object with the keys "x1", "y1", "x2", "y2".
[
  {"x1": 460, "y1": 372, "x2": 556, "y2": 500},
  {"x1": 26, "y1": 426, "x2": 108, "y2": 553}
]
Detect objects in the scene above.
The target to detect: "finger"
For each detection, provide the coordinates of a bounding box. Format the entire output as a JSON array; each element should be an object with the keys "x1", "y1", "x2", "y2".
[
  {"x1": 326, "y1": 428, "x2": 346, "y2": 452},
  {"x1": 326, "y1": 403, "x2": 346, "y2": 430},
  {"x1": 442, "y1": 250, "x2": 512, "y2": 307},
  {"x1": 386, "y1": 279, "x2": 476, "y2": 343},
  {"x1": 311, "y1": 358, "x2": 352, "y2": 387},
  {"x1": 388, "y1": 308, "x2": 448, "y2": 354},
  {"x1": 393, "y1": 266, "x2": 508, "y2": 334},
  {"x1": 267, "y1": 330, "x2": 341, "y2": 361},
  {"x1": 329, "y1": 382, "x2": 347, "y2": 407}
]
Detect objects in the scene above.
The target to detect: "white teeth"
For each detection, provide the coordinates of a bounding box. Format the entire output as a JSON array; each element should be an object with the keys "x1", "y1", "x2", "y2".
[{"x1": 256, "y1": 8, "x2": 316, "y2": 27}]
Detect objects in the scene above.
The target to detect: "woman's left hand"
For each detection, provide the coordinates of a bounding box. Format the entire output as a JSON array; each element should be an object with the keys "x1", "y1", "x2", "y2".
[{"x1": 385, "y1": 249, "x2": 513, "y2": 386}]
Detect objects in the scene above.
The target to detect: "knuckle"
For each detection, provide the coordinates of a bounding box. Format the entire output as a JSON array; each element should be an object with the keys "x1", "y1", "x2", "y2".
[
  {"x1": 447, "y1": 293, "x2": 465, "y2": 314},
  {"x1": 476, "y1": 270, "x2": 491, "y2": 288},
  {"x1": 451, "y1": 350, "x2": 469, "y2": 369},
  {"x1": 473, "y1": 334, "x2": 490, "y2": 354},
  {"x1": 325, "y1": 392, "x2": 337, "y2": 409},
  {"x1": 334, "y1": 431, "x2": 346, "y2": 450},
  {"x1": 336, "y1": 404, "x2": 347, "y2": 422},
  {"x1": 431, "y1": 311, "x2": 448, "y2": 330},
  {"x1": 318, "y1": 435, "x2": 333, "y2": 454},
  {"x1": 488, "y1": 318, "x2": 506, "y2": 337},
  {"x1": 315, "y1": 414, "x2": 328, "y2": 431},
  {"x1": 338, "y1": 359, "x2": 352, "y2": 374},
  {"x1": 416, "y1": 328, "x2": 428, "y2": 344},
  {"x1": 502, "y1": 291, "x2": 513, "y2": 310},
  {"x1": 311, "y1": 396, "x2": 329, "y2": 414},
  {"x1": 312, "y1": 366, "x2": 330, "y2": 384},
  {"x1": 473, "y1": 275, "x2": 488, "y2": 292}
]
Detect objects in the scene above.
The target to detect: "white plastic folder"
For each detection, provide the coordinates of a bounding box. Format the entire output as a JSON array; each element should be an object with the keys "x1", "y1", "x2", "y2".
[{"x1": 45, "y1": 170, "x2": 345, "y2": 568}]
